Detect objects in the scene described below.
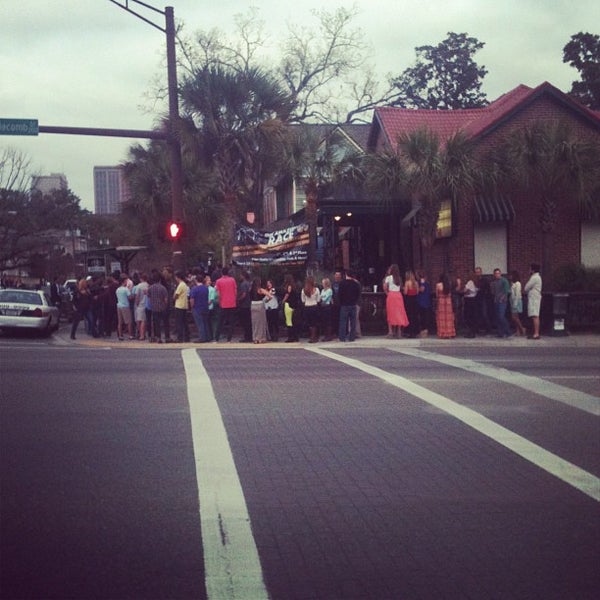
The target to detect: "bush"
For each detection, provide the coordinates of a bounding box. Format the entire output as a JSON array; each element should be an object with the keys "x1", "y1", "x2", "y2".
[{"x1": 553, "y1": 263, "x2": 600, "y2": 291}]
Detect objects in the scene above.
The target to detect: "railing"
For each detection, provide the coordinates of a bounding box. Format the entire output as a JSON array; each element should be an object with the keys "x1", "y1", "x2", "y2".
[{"x1": 541, "y1": 292, "x2": 600, "y2": 333}]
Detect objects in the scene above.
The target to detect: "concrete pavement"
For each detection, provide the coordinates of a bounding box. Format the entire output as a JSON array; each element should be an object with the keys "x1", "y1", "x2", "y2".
[{"x1": 58, "y1": 328, "x2": 600, "y2": 350}]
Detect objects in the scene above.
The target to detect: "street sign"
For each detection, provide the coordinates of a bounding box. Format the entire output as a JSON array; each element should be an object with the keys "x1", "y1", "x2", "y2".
[{"x1": 0, "y1": 118, "x2": 39, "y2": 136}]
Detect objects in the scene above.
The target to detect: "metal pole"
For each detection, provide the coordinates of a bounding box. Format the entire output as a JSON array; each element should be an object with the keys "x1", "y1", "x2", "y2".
[{"x1": 165, "y1": 6, "x2": 184, "y2": 270}]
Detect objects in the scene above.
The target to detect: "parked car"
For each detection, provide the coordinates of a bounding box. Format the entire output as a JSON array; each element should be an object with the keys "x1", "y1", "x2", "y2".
[{"x1": 0, "y1": 288, "x2": 60, "y2": 336}]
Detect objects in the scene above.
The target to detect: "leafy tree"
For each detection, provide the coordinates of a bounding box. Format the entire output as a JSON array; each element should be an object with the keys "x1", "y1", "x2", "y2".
[
  {"x1": 391, "y1": 32, "x2": 488, "y2": 109},
  {"x1": 0, "y1": 186, "x2": 88, "y2": 273},
  {"x1": 493, "y1": 120, "x2": 600, "y2": 280},
  {"x1": 563, "y1": 32, "x2": 600, "y2": 110}
]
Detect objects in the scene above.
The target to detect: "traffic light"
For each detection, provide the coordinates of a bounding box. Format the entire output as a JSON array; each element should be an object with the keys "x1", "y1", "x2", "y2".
[{"x1": 166, "y1": 220, "x2": 184, "y2": 241}]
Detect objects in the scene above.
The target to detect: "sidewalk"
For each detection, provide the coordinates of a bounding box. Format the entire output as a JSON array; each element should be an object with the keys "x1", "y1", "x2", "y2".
[{"x1": 57, "y1": 328, "x2": 600, "y2": 350}]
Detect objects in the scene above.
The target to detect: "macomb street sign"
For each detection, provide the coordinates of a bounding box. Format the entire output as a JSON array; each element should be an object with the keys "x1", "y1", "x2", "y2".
[{"x1": 0, "y1": 118, "x2": 39, "y2": 136}]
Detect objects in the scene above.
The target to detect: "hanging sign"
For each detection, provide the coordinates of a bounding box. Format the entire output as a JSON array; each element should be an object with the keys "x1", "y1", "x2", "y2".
[{"x1": 232, "y1": 223, "x2": 309, "y2": 267}]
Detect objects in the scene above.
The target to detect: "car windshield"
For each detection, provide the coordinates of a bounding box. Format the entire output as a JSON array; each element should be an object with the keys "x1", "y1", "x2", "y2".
[{"x1": 0, "y1": 291, "x2": 43, "y2": 305}]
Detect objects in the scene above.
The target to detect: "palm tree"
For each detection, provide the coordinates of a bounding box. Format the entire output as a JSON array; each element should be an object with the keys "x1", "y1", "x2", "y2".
[
  {"x1": 278, "y1": 125, "x2": 366, "y2": 269},
  {"x1": 495, "y1": 120, "x2": 600, "y2": 278},
  {"x1": 122, "y1": 139, "x2": 221, "y2": 251},
  {"x1": 397, "y1": 128, "x2": 476, "y2": 272},
  {"x1": 179, "y1": 65, "x2": 295, "y2": 259},
  {"x1": 363, "y1": 150, "x2": 409, "y2": 264}
]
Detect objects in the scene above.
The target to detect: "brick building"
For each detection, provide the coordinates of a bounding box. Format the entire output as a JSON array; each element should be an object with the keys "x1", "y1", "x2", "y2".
[{"x1": 368, "y1": 82, "x2": 600, "y2": 289}]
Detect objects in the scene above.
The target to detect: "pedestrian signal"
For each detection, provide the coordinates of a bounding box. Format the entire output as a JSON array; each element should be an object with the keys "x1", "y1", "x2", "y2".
[{"x1": 166, "y1": 221, "x2": 184, "y2": 241}]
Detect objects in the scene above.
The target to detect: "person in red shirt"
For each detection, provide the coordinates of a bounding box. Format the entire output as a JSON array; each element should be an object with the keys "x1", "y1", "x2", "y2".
[{"x1": 214, "y1": 267, "x2": 237, "y2": 342}]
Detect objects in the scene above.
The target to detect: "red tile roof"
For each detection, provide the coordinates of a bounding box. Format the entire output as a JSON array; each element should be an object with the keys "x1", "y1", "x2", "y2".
[{"x1": 372, "y1": 82, "x2": 600, "y2": 150}]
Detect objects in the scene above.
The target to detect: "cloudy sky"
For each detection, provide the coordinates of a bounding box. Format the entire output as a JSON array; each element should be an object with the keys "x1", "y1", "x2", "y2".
[{"x1": 2, "y1": 0, "x2": 598, "y2": 211}]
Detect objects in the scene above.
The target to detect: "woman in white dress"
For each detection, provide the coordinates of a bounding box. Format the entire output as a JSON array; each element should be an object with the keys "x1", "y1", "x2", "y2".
[{"x1": 524, "y1": 263, "x2": 542, "y2": 339}]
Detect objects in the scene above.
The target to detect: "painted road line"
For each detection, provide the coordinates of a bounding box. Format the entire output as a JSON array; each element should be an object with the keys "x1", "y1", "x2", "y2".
[
  {"x1": 389, "y1": 347, "x2": 600, "y2": 416},
  {"x1": 308, "y1": 347, "x2": 600, "y2": 502},
  {"x1": 181, "y1": 349, "x2": 268, "y2": 600}
]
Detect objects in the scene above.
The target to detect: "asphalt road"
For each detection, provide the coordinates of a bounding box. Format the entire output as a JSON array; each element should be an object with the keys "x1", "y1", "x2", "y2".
[{"x1": 1, "y1": 330, "x2": 599, "y2": 599}]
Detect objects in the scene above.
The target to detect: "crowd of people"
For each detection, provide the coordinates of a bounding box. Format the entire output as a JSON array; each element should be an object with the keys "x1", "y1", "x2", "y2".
[
  {"x1": 7, "y1": 261, "x2": 542, "y2": 343},
  {"x1": 383, "y1": 262, "x2": 543, "y2": 340}
]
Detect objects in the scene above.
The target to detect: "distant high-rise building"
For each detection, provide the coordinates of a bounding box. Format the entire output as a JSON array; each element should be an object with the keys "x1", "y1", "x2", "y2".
[
  {"x1": 93, "y1": 166, "x2": 129, "y2": 214},
  {"x1": 31, "y1": 173, "x2": 68, "y2": 195}
]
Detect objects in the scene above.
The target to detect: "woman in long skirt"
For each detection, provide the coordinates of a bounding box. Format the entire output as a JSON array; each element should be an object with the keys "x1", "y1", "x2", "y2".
[
  {"x1": 435, "y1": 273, "x2": 456, "y2": 338},
  {"x1": 250, "y1": 277, "x2": 269, "y2": 343},
  {"x1": 383, "y1": 264, "x2": 409, "y2": 338}
]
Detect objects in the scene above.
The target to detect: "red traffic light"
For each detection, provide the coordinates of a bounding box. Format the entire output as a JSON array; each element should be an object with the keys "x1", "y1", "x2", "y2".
[{"x1": 166, "y1": 221, "x2": 184, "y2": 241}]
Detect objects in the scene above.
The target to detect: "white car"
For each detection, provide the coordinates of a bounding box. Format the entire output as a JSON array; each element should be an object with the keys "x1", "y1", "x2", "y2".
[{"x1": 0, "y1": 288, "x2": 60, "y2": 336}]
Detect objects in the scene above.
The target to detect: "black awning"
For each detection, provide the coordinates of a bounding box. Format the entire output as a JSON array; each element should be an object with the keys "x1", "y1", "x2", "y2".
[{"x1": 474, "y1": 195, "x2": 515, "y2": 223}]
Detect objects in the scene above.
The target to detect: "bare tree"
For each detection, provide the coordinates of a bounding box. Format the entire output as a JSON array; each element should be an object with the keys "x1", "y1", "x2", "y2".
[
  {"x1": 0, "y1": 147, "x2": 36, "y2": 193},
  {"x1": 169, "y1": 5, "x2": 398, "y2": 125}
]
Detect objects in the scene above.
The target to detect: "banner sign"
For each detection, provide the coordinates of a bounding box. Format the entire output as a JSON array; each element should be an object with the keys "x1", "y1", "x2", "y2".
[{"x1": 232, "y1": 223, "x2": 309, "y2": 267}]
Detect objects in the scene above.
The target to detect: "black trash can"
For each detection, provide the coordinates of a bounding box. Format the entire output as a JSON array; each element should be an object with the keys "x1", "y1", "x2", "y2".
[{"x1": 551, "y1": 293, "x2": 569, "y2": 336}]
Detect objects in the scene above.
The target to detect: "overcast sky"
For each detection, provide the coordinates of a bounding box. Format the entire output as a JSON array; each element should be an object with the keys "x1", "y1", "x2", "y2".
[{"x1": 2, "y1": 0, "x2": 598, "y2": 212}]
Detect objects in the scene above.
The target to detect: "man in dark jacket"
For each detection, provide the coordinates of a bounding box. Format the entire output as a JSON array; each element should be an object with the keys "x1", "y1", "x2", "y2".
[{"x1": 338, "y1": 271, "x2": 361, "y2": 342}]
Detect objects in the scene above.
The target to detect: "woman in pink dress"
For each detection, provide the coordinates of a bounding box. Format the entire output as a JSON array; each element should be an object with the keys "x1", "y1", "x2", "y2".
[
  {"x1": 435, "y1": 273, "x2": 456, "y2": 339},
  {"x1": 383, "y1": 264, "x2": 409, "y2": 338}
]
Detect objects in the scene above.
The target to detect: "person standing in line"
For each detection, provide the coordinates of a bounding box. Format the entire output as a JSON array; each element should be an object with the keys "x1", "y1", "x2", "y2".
[
  {"x1": 250, "y1": 277, "x2": 269, "y2": 343},
  {"x1": 403, "y1": 270, "x2": 419, "y2": 338},
  {"x1": 319, "y1": 277, "x2": 334, "y2": 341},
  {"x1": 70, "y1": 278, "x2": 91, "y2": 340},
  {"x1": 510, "y1": 271, "x2": 526, "y2": 336},
  {"x1": 206, "y1": 275, "x2": 217, "y2": 342},
  {"x1": 50, "y1": 276, "x2": 61, "y2": 311},
  {"x1": 524, "y1": 263, "x2": 542, "y2": 339},
  {"x1": 331, "y1": 271, "x2": 343, "y2": 340},
  {"x1": 435, "y1": 273, "x2": 456, "y2": 339},
  {"x1": 116, "y1": 274, "x2": 133, "y2": 341},
  {"x1": 282, "y1": 274, "x2": 300, "y2": 342},
  {"x1": 264, "y1": 280, "x2": 279, "y2": 342},
  {"x1": 237, "y1": 271, "x2": 253, "y2": 342},
  {"x1": 134, "y1": 272, "x2": 149, "y2": 341},
  {"x1": 416, "y1": 271, "x2": 432, "y2": 338},
  {"x1": 147, "y1": 272, "x2": 169, "y2": 343},
  {"x1": 338, "y1": 270, "x2": 361, "y2": 342},
  {"x1": 189, "y1": 274, "x2": 210, "y2": 342},
  {"x1": 100, "y1": 274, "x2": 119, "y2": 338},
  {"x1": 452, "y1": 275, "x2": 464, "y2": 333},
  {"x1": 350, "y1": 272, "x2": 363, "y2": 338},
  {"x1": 214, "y1": 266, "x2": 237, "y2": 342},
  {"x1": 462, "y1": 270, "x2": 479, "y2": 338},
  {"x1": 173, "y1": 271, "x2": 190, "y2": 343},
  {"x1": 383, "y1": 264, "x2": 408, "y2": 339},
  {"x1": 87, "y1": 275, "x2": 102, "y2": 338},
  {"x1": 160, "y1": 266, "x2": 175, "y2": 343},
  {"x1": 490, "y1": 268, "x2": 512, "y2": 338},
  {"x1": 475, "y1": 267, "x2": 493, "y2": 335},
  {"x1": 301, "y1": 276, "x2": 321, "y2": 343}
]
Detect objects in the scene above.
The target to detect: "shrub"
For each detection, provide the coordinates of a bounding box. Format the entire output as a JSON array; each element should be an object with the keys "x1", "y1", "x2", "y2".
[{"x1": 553, "y1": 263, "x2": 600, "y2": 291}]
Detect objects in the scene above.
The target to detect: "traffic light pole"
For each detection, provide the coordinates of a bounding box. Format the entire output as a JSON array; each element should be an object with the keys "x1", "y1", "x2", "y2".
[
  {"x1": 108, "y1": 1, "x2": 185, "y2": 270},
  {"x1": 164, "y1": 6, "x2": 184, "y2": 270}
]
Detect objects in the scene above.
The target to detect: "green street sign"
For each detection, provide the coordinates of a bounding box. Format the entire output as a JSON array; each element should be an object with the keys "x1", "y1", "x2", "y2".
[{"x1": 0, "y1": 118, "x2": 39, "y2": 136}]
